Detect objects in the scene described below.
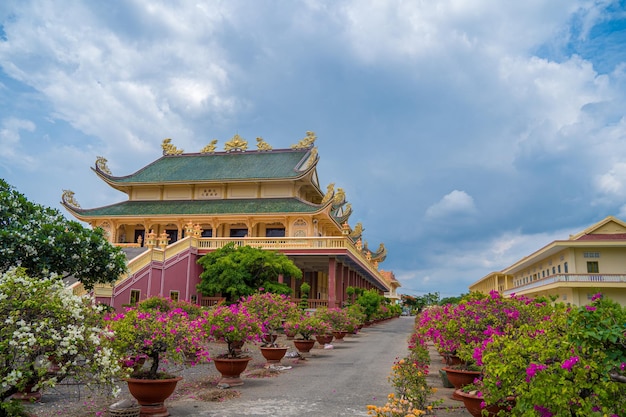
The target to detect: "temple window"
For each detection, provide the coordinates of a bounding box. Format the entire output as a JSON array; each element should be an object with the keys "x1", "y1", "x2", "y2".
[
  {"x1": 266, "y1": 228, "x2": 285, "y2": 237},
  {"x1": 130, "y1": 289, "x2": 140, "y2": 306},
  {"x1": 230, "y1": 228, "x2": 248, "y2": 238}
]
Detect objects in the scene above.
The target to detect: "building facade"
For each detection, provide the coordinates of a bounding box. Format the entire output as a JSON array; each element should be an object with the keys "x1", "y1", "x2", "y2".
[
  {"x1": 470, "y1": 216, "x2": 626, "y2": 305},
  {"x1": 63, "y1": 133, "x2": 395, "y2": 309}
]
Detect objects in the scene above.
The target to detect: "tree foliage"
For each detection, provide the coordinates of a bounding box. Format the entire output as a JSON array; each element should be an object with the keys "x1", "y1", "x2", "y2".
[
  {"x1": 0, "y1": 179, "x2": 127, "y2": 290},
  {"x1": 197, "y1": 243, "x2": 302, "y2": 302}
]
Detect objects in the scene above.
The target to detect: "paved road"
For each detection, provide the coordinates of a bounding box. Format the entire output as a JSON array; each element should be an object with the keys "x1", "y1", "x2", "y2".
[{"x1": 168, "y1": 317, "x2": 416, "y2": 417}]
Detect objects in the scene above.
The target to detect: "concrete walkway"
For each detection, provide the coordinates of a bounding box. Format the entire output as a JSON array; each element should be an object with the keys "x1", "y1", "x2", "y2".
[{"x1": 167, "y1": 317, "x2": 470, "y2": 417}]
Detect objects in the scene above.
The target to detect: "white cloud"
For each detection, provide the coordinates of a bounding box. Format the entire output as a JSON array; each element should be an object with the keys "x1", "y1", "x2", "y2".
[
  {"x1": 425, "y1": 190, "x2": 476, "y2": 219},
  {"x1": 0, "y1": 117, "x2": 35, "y2": 163}
]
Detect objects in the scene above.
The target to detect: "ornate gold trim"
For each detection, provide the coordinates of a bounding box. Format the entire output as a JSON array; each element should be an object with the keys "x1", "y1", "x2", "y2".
[
  {"x1": 333, "y1": 188, "x2": 346, "y2": 205},
  {"x1": 161, "y1": 138, "x2": 184, "y2": 155},
  {"x1": 62, "y1": 190, "x2": 80, "y2": 208},
  {"x1": 224, "y1": 134, "x2": 248, "y2": 152},
  {"x1": 256, "y1": 137, "x2": 272, "y2": 151},
  {"x1": 200, "y1": 139, "x2": 218, "y2": 154},
  {"x1": 291, "y1": 131, "x2": 316, "y2": 149},
  {"x1": 95, "y1": 156, "x2": 112, "y2": 175},
  {"x1": 321, "y1": 183, "x2": 335, "y2": 204}
]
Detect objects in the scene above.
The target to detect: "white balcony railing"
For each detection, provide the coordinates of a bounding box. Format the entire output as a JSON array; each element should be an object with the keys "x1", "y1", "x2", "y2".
[{"x1": 503, "y1": 274, "x2": 626, "y2": 296}]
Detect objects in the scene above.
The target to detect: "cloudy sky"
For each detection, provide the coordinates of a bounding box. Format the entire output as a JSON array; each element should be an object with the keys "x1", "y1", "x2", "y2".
[{"x1": 2, "y1": 1, "x2": 626, "y2": 298}]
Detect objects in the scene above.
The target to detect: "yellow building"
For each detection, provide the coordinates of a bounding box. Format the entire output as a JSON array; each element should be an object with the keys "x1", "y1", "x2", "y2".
[
  {"x1": 62, "y1": 133, "x2": 393, "y2": 309},
  {"x1": 470, "y1": 216, "x2": 626, "y2": 305}
]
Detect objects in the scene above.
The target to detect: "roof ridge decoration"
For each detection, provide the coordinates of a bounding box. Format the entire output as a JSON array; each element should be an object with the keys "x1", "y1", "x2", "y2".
[
  {"x1": 224, "y1": 134, "x2": 248, "y2": 152},
  {"x1": 256, "y1": 137, "x2": 272, "y2": 151},
  {"x1": 161, "y1": 138, "x2": 184, "y2": 155},
  {"x1": 200, "y1": 139, "x2": 218, "y2": 154},
  {"x1": 349, "y1": 222, "x2": 364, "y2": 240},
  {"x1": 291, "y1": 131, "x2": 316, "y2": 149},
  {"x1": 95, "y1": 156, "x2": 112, "y2": 175},
  {"x1": 62, "y1": 189, "x2": 80, "y2": 208},
  {"x1": 321, "y1": 183, "x2": 335, "y2": 204},
  {"x1": 334, "y1": 202, "x2": 352, "y2": 224},
  {"x1": 332, "y1": 188, "x2": 346, "y2": 209}
]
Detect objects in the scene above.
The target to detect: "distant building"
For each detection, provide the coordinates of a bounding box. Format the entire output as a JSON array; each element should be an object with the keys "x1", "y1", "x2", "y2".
[
  {"x1": 62, "y1": 134, "x2": 394, "y2": 310},
  {"x1": 380, "y1": 270, "x2": 401, "y2": 304},
  {"x1": 470, "y1": 216, "x2": 626, "y2": 305}
]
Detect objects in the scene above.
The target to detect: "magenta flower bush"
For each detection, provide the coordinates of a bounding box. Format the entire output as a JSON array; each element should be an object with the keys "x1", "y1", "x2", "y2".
[
  {"x1": 240, "y1": 292, "x2": 297, "y2": 346},
  {"x1": 284, "y1": 313, "x2": 319, "y2": 340},
  {"x1": 479, "y1": 294, "x2": 626, "y2": 416},
  {"x1": 105, "y1": 297, "x2": 210, "y2": 379},
  {"x1": 418, "y1": 291, "x2": 541, "y2": 364},
  {"x1": 201, "y1": 303, "x2": 262, "y2": 358},
  {"x1": 314, "y1": 307, "x2": 353, "y2": 332}
]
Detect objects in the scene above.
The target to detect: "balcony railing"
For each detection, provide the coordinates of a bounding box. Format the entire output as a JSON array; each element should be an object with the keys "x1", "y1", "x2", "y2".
[{"x1": 503, "y1": 274, "x2": 626, "y2": 296}]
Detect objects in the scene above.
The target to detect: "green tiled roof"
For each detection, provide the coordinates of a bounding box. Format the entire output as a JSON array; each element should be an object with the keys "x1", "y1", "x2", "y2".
[
  {"x1": 69, "y1": 198, "x2": 321, "y2": 217},
  {"x1": 107, "y1": 149, "x2": 311, "y2": 183}
]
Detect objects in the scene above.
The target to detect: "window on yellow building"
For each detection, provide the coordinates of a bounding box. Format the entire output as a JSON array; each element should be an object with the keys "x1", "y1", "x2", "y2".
[{"x1": 587, "y1": 261, "x2": 599, "y2": 273}]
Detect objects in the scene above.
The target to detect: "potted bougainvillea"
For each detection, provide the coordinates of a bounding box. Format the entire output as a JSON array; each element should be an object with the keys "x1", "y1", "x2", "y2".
[{"x1": 105, "y1": 297, "x2": 210, "y2": 416}]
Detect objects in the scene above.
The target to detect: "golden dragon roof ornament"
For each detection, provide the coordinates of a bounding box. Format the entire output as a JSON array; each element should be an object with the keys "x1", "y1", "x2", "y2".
[
  {"x1": 224, "y1": 134, "x2": 248, "y2": 152},
  {"x1": 256, "y1": 137, "x2": 272, "y2": 151},
  {"x1": 321, "y1": 183, "x2": 335, "y2": 204},
  {"x1": 200, "y1": 139, "x2": 218, "y2": 154},
  {"x1": 349, "y1": 222, "x2": 364, "y2": 239},
  {"x1": 161, "y1": 138, "x2": 183, "y2": 155},
  {"x1": 95, "y1": 156, "x2": 111, "y2": 175},
  {"x1": 61, "y1": 190, "x2": 80, "y2": 208},
  {"x1": 291, "y1": 131, "x2": 316, "y2": 149}
]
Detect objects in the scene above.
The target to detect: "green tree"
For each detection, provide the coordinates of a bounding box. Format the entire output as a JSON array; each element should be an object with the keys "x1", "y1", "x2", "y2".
[
  {"x1": 197, "y1": 243, "x2": 302, "y2": 302},
  {"x1": 356, "y1": 289, "x2": 385, "y2": 321},
  {"x1": 0, "y1": 179, "x2": 127, "y2": 290}
]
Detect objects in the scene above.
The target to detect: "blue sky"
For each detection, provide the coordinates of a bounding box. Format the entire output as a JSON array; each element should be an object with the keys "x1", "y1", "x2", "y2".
[{"x1": 2, "y1": 1, "x2": 626, "y2": 298}]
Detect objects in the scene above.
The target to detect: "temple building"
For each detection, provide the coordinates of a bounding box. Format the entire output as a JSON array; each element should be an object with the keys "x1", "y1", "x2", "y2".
[
  {"x1": 470, "y1": 216, "x2": 626, "y2": 306},
  {"x1": 62, "y1": 132, "x2": 396, "y2": 310}
]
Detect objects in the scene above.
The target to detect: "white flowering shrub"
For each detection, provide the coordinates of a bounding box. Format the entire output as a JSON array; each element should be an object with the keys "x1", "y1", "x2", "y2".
[
  {"x1": 0, "y1": 179, "x2": 127, "y2": 290},
  {"x1": 0, "y1": 268, "x2": 123, "y2": 416}
]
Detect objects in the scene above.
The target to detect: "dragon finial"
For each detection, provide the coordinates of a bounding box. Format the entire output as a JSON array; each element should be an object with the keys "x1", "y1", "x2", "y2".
[
  {"x1": 321, "y1": 183, "x2": 335, "y2": 204},
  {"x1": 161, "y1": 138, "x2": 184, "y2": 155},
  {"x1": 62, "y1": 190, "x2": 80, "y2": 208},
  {"x1": 291, "y1": 131, "x2": 317, "y2": 149},
  {"x1": 95, "y1": 156, "x2": 112, "y2": 175},
  {"x1": 200, "y1": 139, "x2": 218, "y2": 154},
  {"x1": 256, "y1": 137, "x2": 272, "y2": 151}
]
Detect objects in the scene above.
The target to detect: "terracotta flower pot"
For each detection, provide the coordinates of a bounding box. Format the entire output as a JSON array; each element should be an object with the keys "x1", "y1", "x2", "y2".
[
  {"x1": 213, "y1": 356, "x2": 252, "y2": 386},
  {"x1": 442, "y1": 367, "x2": 482, "y2": 390},
  {"x1": 260, "y1": 346, "x2": 288, "y2": 364},
  {"x1": 315, "y1": 334, "x2": 333, "y2": 345},
  {"x1": 12, "y1": 384, "x2": 42, "y2": 402},
  {"x1": 293, "y1": 339, "x2": 316, "y2": 353},
  {"x1": 455, "y1": 389, "x2": 516, "y2": 417},
  {"x1": 332, "y1": 331, "x2": 348, "y2": 341},
  {"x1": 125, "y1": 376, "x2": 182, "y2": 416}
]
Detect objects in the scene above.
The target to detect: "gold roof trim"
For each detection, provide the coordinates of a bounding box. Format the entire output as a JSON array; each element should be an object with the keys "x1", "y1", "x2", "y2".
[
  {"x1": 200, "y1": 139, "x2": 218, "y2": 154},
  {"x1": 291, "y1": 131, "x2": 316, "y2": 149},
  {"x1": 224, "y1": 134, "x2": 248, "y2": 152},
  {"x1": 161, "y1": 138, "x2": 184, "y2": 155}
]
